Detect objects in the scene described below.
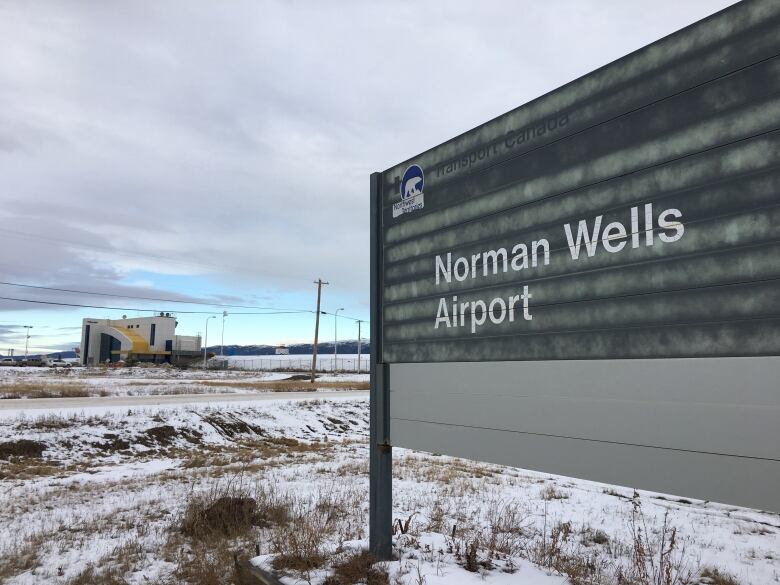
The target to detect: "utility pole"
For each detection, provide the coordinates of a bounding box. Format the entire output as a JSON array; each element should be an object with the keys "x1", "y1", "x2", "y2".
[
  {"x1": 356, "y1": 320, "x2": 364, "y2": 374},
  {"x1": 311, "y1": 279, "x2": 328, "y2": 382},
  {"x1": 23, "y1": 326, "x2": 33, "y2": 358},
  {"x1": 220, "y1": 311, "x2": 228, "y2": 358}
]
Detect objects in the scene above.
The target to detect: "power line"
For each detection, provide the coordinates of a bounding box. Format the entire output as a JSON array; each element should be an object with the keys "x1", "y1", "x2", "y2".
[
  {"x1": 0, "y1": 294, "x2": 369, "y2": 323},
  {"x1": 0, "y1": 280, "x2": 368, "y2": 322},
  {"x1": 0, "y1": 295, "x2": 309, "y2": 316},
  {"x1": 0, "y1": 280, "x2": 313, "y2": 314}
]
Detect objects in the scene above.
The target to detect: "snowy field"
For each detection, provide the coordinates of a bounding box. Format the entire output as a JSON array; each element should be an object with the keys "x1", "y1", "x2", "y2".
[
  {"x1": 0, "y1": 366, "x2": 369, "y2": 399},
  {"x1": 0, "y1": 391, "x2": 778, "y2": 584},
  {"x1": 226, "y1": 354, "x2": 370, "y2": 373}
]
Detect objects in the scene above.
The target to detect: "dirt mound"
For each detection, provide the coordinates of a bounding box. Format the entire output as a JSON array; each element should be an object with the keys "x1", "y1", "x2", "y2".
[
  {"x1": 96, "y1": 434, "x2": 131, "y2": 452},
  {"x1": 202, "y1": 413, "x2": 264, "y2": 438},
  {"x1": 138, "y1": 425, "x2": 202, "y2": 448},
  {"x1": 0, "y1": 439, "x2": 46, "y2": 459},
  {"x1": 145, "y1": 425, "x2": 178, "y2": 444}
]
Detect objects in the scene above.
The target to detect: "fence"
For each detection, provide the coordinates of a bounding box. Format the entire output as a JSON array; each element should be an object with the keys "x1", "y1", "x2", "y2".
[{"x1": 226, "y1": 356, "x2": 371, "y2": 373}]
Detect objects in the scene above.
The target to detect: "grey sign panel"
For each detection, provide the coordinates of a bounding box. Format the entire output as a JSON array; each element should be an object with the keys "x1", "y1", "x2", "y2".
[
  {"x1": 389, "y1": 359, "x2": 780, "y2": 511},
  {"x1": 372, "y1": 0, "x2": 780, "y2": 513}
]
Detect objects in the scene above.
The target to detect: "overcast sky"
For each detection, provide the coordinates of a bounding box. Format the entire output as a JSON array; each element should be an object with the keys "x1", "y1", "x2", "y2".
[{"x1": 0, "y1": 0, "x2": 736, "y2": 352}]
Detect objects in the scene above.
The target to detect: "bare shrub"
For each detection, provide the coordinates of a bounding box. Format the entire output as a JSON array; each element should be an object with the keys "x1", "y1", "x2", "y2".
[
  {"x1": 270, "y1": 500, "x2": 330, "y2": 576},
  {"x1": 269, "y1": 482, "x2": 365, "y2": 581},
  {"x1": 617, "y1": 492, "x2": 693, "y2": 585},
  {"x1": 529, "y1": 502, "x2": 611, "y2": 585},
  {"x1": 581, "y1": 528, "x2": 610, "y2": 546},
  {"x1": 26, "y1": 414, "x2": 75, "y2": 430},
  {"x1": 483, "y1": 496, "x2": 531, "y2": 556},
  {"x1": 180, "y1": 477, "x2": 257, "y2": 540},
  {"x1": 254, "y1": 481, "x2": 293, "y2": 528},
  {"x1": 0, "y1": 439, "x2": 46, "y2": 459},
  {"x1": 324, "y1": 550, "x2": 389, "y2": 585},
  {"x1": 66, "y1": 540, "x2": 145, "y2": 585},
  {"x1": 540, "y1": 484, "x2": 569, "y2": 500},
  {"x1": 66, "y1": 565, "x2": 129, "y2": 585},
  {"x1": 163, "y1": 539, "x2": 253, "y2": 585},
  {"x1": 464, "y1": 539, "x2": 480, "y2": 572}
]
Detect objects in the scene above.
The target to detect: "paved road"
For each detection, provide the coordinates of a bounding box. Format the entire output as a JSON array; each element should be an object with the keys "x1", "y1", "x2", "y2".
[{"x1": 0, "y1": 390, "x2": 369, "y2": 411}]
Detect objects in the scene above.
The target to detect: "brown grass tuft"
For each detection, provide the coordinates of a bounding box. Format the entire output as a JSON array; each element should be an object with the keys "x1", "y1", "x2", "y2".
[
  {"x1": 182, "y1": 493, "x2": 258, "y2": 540},
  {"x1": 325, "y1": 550, "x2": 389, "y2": 585},
  {"x1": 699, "y1": 567, "x2": 741, "y2": 585}
]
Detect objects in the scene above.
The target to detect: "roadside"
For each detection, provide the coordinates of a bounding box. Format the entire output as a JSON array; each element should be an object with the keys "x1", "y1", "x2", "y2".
[
  {"x1": 0, "y1": 390, "x2": 369, "y2": 413},
  {"x1": 1, "y1": 395, "x2": 777, "y2": 585},
  {"x1": 0, "y1": 366, "x2": 368, "y2": 400}
]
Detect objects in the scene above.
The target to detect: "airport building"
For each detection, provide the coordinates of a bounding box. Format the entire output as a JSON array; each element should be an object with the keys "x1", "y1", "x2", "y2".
[{"x1": 80, "y1": 314, "x2": 201, "y2": 366}]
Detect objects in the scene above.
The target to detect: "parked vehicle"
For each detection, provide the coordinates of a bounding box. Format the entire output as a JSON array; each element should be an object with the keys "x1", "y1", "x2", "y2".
[
  {"x1": 0, "y1": 357, "x2": 16, "y2": 366},
  {"x1": 20, "y1": 357, "x2": 45, "y2": 367},
  {"x1": 50, "y1": 359, "x2": 72, "y2": 368}
]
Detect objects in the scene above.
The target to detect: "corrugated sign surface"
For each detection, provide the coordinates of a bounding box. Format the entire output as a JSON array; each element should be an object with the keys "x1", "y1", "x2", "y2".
[{"x1": 380, "y1": 0, "x2": 780, "y2": 364}]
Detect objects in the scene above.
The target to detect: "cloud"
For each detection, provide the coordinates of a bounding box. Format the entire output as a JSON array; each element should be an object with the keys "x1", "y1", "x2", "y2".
[{"x1": 0, "y1": 0, "x2": 736, "y2": 315}]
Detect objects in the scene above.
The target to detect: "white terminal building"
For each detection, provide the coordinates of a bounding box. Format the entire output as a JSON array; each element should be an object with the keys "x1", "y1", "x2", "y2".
[{"x1": 80, "y1": 314, "x2": 201, "y2": 366}]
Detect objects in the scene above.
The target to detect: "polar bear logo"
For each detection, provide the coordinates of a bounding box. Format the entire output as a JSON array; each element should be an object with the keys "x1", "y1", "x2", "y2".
[
  {"x1": 404, "y1": 176, "x2": 422, "y2": 198},
  {"x1": 400, "y1": 164, "x2": 424, "y2": 200}
]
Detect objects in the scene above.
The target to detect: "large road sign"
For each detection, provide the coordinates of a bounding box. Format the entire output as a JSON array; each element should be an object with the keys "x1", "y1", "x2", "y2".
[{"x1": 370, "y1": 0, "x2": 780, "y2": 558}]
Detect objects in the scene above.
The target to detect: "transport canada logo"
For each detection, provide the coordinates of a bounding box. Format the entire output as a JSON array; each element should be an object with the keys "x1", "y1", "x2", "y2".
[{"x1": 393, "y1": 164, "x2": 426, "y2": 218}]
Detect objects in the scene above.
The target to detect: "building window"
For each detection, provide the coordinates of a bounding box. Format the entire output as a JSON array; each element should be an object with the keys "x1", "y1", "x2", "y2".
[{"x1": 150, "y1": 324, "x2": 156, "y2": 346}]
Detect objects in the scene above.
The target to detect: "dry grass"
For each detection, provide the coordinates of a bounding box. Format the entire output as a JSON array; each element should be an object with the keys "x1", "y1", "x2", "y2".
[
  {"x1": 1, "y1": 397, "x2": 755, "y2": 585},
  {"x1": 325, "y1": 550, "x2": 389, "y2": 585},
  {"x1": 540, "y1": 484, "x2": 570, "y2": 500},
  {"x1": 201, "y1": 380, "x2": 368, "y2": 392},
  {"x1": 0, "y1": 381, "x2": 90, "y2": 399},
  {"x1": 394, "y1": 454, "x2": 501, "y2": 484},
  {"x1": 173, "y1": 476, "x2": 362, "y2": 584},
  {"x1": 66, "y1": 541, "x2": 146, "y2": 585},
  {"x1": 0, "y1": 460, "x2": 85, "y2": 480},
  {"x1": 698, "y1": 567, "x2": 741, "y2": 585},
  {"x1": 163, "y1": 539, "x2": 259, "y2": 585}
]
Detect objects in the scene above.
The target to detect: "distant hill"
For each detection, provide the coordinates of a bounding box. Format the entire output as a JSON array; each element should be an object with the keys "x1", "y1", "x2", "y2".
[
  {"x1": 3, "y1": 350, "x2": 78, "y2": 361},
  {"x1": 6, "y1": 340, "x2": 370, "y2": 361}
]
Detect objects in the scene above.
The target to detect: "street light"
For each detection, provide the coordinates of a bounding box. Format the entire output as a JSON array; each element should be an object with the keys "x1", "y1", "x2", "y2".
[
  {"x1": 334, "y1": 308, "x2": 344, "y2": 372},
  {"x1": 203, "y1": 316, "x2": 216, "y2": 366},
  {"x1": 22, "y1": 325, "x2": 33, "y2": 358},
  {"x1": 220, "y1": 311, "x2": 228, "y2": 358}
]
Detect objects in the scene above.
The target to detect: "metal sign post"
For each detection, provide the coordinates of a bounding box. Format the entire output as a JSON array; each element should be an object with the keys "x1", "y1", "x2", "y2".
[{"x1": 369, "y1": 172, "x2": 392, "y2": 559}]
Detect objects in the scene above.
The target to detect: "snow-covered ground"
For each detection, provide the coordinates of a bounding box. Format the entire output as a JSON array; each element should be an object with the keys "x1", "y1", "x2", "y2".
[
  {"x1": 0, "y1": 391, "x2": 777, "y2": 584},
  {"x1": 0, "y1": 366, "x2": 368, "y2": 399}
]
